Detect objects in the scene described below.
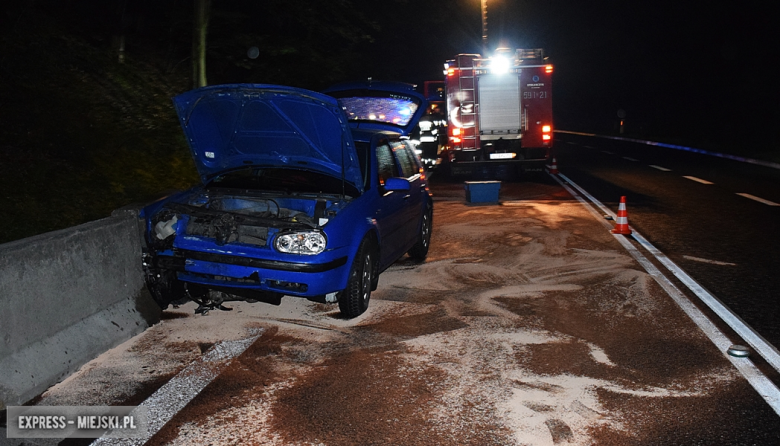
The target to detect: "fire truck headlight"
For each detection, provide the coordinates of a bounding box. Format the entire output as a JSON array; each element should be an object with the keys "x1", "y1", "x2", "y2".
[
  {"x1": 491, "y1": 55, "x2": 510, "y2": 74},
  {"x1": 542, "y1": 125, "x2": 551, "y2": 133}
]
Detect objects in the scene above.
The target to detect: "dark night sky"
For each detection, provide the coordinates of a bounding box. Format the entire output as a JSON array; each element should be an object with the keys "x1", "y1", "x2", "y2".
[
  {"x1": 0, "y1": 0, "x2": 777, "y2": 241},
  {"x1": 2, "y1": 0, "x2": 779, "y2": 152}
]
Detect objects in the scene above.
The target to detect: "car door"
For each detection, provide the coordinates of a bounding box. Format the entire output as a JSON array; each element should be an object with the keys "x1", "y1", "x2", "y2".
[
  {"x1": 389, "y1": 140, "x2": 425, "y2": 248},
  {"x1": 374, "y1": 140, "x2": 410, "y2": 267}
]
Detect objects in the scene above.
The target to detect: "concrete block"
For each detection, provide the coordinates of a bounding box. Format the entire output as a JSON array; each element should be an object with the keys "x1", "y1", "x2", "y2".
[{"x1": 0, "y1": 210, "x2": 159, "y2": 407}]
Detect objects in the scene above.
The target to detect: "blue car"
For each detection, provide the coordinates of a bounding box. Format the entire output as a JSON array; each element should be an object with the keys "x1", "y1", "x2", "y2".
[{"x1": 141, "y1": 82, "x2": 432, "y2": 318}]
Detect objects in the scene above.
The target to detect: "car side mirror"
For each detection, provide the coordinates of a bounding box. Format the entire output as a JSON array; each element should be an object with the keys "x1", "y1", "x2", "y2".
[{"x1": 384, "y1": 177, "x2": 411, "y2": 191}]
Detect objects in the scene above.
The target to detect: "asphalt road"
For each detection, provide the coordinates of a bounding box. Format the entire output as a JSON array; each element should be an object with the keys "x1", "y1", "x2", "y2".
[
  {"x1": 553, "y1": 133, "x2": 780, "y2": 352},
  {"x1": 4, "y1": 178, "x2": 779, "y2": 445}
]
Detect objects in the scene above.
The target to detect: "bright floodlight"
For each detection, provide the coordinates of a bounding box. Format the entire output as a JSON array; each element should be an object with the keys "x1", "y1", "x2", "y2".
[{"x1": 491, "y1": 55, "x2": 510, "y2": 74}]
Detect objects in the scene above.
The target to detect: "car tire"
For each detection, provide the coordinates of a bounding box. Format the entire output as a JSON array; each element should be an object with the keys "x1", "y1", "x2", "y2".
[
  {"x1": 338, "y1": 238, "x2": 374, "y2": 318},
  {"x1": 146, "y1": 269, "x2": 185, "y2": 310},
  {"x1": 408, "y1": 204, "x2": 433, "y2": 261},
  {"x1": 514, "y1": 153, "x2": 526, "y2": 178}
]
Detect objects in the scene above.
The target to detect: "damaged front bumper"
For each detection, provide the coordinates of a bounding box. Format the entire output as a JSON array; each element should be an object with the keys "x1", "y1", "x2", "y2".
[{"x1": 148, "y1": 248, "x2": 348, "y2": 295}]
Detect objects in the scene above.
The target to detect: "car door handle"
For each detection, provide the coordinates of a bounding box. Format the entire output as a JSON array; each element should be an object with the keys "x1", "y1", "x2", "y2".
[{"x1": 403, "y1": 195, "x2": 411, "y2": 200}]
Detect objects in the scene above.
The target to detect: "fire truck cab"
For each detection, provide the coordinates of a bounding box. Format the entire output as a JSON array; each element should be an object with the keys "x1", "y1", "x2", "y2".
[{"x1": 441, "y1": 48, "x2": 553, "y2": 177}]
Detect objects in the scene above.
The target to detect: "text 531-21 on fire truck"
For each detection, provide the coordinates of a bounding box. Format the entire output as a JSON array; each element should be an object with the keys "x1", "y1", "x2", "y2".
[{"x1": 438, "y1": 48, "x2": 553, "y2": 178}]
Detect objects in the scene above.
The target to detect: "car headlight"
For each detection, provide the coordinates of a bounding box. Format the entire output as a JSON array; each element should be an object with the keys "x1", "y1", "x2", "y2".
[{"x1": 274, "y1": 231, "x2": 327, "y2": 255}]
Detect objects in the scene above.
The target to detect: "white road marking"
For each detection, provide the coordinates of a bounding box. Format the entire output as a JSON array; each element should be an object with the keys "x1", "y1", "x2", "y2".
[
  {"x1": 649, "y1": 165, "x2": 672, "y2": 171},
  {"x1": 552, "y1": 172, "x2": 780, "y2": 416},
  {"x1": 683, "y1": 176, "x2": 714, "y2": 185},
  {"x1": 601, "y1": 150, "x2": 614, "y2": 155},
  {"x1": 683, "y1": 255, "x2": 737, "y2": 266},
  {"x1": 736, "y1": 193, "x2": 780, "y2": 206},
  {"x1": 622, "y1": 157, "x2": 639, "y2": 162},
  {"x1": 91, "y1": 329, "x2": 264, "y2": 445}
]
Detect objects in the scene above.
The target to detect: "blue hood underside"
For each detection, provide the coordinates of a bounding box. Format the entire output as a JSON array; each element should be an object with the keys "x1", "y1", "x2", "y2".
[{"x1": 173, "y1": 84, "x2": 363, "y2": 193}]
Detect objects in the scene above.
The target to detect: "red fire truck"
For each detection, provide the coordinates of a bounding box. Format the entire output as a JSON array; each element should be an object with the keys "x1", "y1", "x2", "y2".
[{"x1": 440, "y1": 48, "x2": 554, "y2": 177}]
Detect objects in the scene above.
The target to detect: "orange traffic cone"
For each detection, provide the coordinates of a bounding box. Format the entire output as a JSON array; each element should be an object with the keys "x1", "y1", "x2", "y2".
[
  {"x1": 548, "y1": 157, "x2": 559, "y2": 175},
  {"x1": 611, "y1": 196, "x2": 632, "y2": 235}
]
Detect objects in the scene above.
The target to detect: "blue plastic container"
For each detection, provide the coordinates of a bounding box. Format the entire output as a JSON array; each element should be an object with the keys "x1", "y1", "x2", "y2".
[{"x1": 464, "y1": 181, "x2": 501, "y2": 204}]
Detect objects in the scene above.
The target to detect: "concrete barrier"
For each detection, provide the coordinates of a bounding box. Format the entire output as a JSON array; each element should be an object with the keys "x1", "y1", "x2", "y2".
[{"x1": 0, "y1": 208, "x2": 160, "y2": 409}]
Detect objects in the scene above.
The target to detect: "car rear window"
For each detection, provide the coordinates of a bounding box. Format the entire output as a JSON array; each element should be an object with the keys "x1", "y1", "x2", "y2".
[{"x1": 329, "y1": 89, "x2": 421, "y2": 128}]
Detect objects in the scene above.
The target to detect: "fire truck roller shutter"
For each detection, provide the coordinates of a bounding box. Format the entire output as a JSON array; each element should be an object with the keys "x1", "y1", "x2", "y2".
[{"x1": 477, "y1": 73, "x2": 522, "y2": 139}]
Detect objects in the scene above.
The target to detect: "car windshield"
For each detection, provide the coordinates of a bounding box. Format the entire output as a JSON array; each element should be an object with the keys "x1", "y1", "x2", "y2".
[
  {"x1": 330, "y1": 90, "x2": 421, "y2": 128},
  {"x1": 206, "y1": 167, "x2": 360, "y2": 197}
]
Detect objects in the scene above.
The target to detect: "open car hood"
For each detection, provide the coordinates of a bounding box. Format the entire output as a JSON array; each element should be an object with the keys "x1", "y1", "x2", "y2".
[
  {"x1": 323, "y1": 81, "x2": 428, "y2": 136},
  {"x1": 173, "y1": 84, "x2": 363, "y2": 192}
]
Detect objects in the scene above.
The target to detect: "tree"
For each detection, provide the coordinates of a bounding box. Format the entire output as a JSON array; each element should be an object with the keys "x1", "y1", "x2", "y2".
[{"x1": 192, "y1": 0, "x2": 210, "y2": 88}]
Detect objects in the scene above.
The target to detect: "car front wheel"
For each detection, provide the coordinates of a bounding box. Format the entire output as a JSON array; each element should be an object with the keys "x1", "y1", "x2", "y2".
[{"x1": 338, "y1": 238, "x2": 374, "y2": 318}]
